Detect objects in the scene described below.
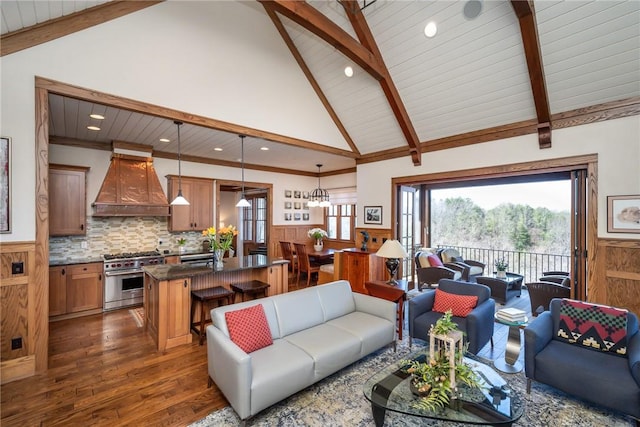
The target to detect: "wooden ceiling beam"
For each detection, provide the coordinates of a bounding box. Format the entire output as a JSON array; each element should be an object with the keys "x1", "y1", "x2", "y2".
[
  {"x1": 339, "y1": 0, "x2": 422, "y2": 166},
  {"x1": 511, "y1": 0, "x2": 552, "y2": 149},
  {"x1": 258, "y1": 0, "x2": 386, "y2": 80},
  {"x1": 1, "y1": 1, "x2": 162, "y2": 57},
  {"x1": 262, "y1": 5, "x2": 361, "y2": 156}
]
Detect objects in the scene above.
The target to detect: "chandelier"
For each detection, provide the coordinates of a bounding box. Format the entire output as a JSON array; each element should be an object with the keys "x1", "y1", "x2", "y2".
[
  {"x1": 170, "y1": 120, "x2": 189, "y2": 205},
  {"x1": 308, "y1": 164, "x2": 330, "y2": 207},
  {"x1": 235, "y1": 135, "x2": 250, "y2": 208}
]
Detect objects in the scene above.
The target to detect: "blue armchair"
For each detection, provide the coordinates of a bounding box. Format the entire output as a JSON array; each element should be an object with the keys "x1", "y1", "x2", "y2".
[
  {"x1": 408, "y1": 279, "x2": 495, "y2": 354},
  {"x1": 524, "y1": 298, "x2": 640, "y2": 421}
]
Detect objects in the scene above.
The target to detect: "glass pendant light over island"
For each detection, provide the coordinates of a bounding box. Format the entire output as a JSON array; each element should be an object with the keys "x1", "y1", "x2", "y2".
[
  {"x1": 236, "y1": 134, "x2": 250, "y2": 208},
  {"x1": 171, "y1": 120, "x2": 189, "y2": 206},
  {"x1": 308, "y1": 164, "x2": 330, "y2": 207}
]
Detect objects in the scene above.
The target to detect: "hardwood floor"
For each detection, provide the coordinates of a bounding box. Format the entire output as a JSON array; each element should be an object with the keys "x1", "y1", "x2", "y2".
[
  {"x1": 1, "y1": 280, "x2": 532, "y2": 427},
  {"x1": 1, "y1": 309, "x2": 228, "y2": 427}
]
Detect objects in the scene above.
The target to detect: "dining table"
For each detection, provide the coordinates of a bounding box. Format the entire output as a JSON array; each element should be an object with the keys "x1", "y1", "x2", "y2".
[{"x1": 307, "y1": 248, "x2": 336, "y2": 265}]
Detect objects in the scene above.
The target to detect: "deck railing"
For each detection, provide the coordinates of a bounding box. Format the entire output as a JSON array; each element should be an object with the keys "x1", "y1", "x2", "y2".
[{"x1": 435, "y1": 245, "x2": 570, "y2": 284}]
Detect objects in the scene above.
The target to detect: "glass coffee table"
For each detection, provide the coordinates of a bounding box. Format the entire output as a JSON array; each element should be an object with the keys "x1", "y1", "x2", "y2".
[{"x1": 363, "y1": 351, "x2": 523, "y2": 426}]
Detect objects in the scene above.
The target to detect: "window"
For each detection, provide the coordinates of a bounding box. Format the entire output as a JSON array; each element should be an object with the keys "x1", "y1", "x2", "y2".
[
  {"x1": 327, "y1": 204, "x2": 355, "y2": 241},
  {"x1": 241, "y1": 194, "x2": 267, "y2": 243}
]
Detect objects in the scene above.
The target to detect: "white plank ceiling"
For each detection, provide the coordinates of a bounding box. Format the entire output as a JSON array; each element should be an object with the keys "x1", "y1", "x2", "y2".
[{"x1": 3, "y1": 0, "x2": 640, "y2": 173}]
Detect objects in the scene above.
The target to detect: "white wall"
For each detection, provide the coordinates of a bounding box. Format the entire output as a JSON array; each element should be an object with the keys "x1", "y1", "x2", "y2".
[
  {"x1": 0, "y1": 1, "x2": 345, "y2": 242},
  {"x1": 357, "y1": 115, "x2": 640, "y2": 238},
  {"x1": 1, "y1": 1, "x2": 638, "y2": 243}
]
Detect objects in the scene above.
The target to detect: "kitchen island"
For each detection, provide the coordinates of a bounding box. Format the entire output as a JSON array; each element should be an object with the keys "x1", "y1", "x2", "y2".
[{"x1": 143, "y1": 255, "x2": 289, "y2": 351}]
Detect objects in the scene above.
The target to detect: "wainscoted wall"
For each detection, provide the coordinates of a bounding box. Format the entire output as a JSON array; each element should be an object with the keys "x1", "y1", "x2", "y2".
[
  {"x1": 49, "y1": 217, "x2": 204, "y2": 262},
  {"x1": 0, "y1": 242, "x2": 44, "y2": 384},
  {"x1": 593, "y1": 238, "x2": 640, "y2": 318}
]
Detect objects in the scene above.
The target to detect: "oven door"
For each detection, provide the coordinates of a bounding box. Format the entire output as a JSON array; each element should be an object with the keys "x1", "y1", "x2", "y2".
[{"x1": 104, "y1": 269, "x2": 144, "y2": 310}]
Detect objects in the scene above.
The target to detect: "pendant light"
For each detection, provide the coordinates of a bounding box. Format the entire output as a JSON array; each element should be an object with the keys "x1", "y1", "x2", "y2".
[
  {"x1": 236, "y1": 135, "x2": 250, "y2": 208},
  {"x1": 171, "y1": 120, "x2": 189, "y2": 205},
  {"x1": 308, "y1": 164, "x2": 330, "y2": 207}
]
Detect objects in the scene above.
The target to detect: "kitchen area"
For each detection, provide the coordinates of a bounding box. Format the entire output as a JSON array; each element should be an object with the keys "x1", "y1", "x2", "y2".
[{"x1": 47, "y1": 142, "x2": 279, "y2": 331}]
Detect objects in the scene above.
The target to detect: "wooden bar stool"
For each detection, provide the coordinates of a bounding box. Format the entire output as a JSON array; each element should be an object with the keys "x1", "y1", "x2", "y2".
[
  {"x1": 191, "y1": 286, "x2": 234, "y2": 345},
  {"x1": 230, "y1": 280, "x2": 270, "y2": 303}
]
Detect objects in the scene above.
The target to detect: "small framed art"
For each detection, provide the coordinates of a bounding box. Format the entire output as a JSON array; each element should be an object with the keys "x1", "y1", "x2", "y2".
[
  {"x1": 364, "y1": 206, "x2": 382, "y2": 225},
  {"x1": 607, "y1": 195, "x2": 640, "y2": 233},
  {"x1": 0, "y1": 137, "x2": 10, "y2": 233}
]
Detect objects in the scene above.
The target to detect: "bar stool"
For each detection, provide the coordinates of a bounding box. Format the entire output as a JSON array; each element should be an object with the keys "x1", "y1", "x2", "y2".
[
  {"x1": 191, "y1": 286, "x2": 234, "y2": 345},
  {"x1": 230, "y1": 280, "x2": 270, "y2": 303}
]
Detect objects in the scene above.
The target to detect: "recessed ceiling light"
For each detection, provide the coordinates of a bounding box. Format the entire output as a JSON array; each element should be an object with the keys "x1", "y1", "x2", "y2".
[
  {"x1": 87, "y1": 125, "x2": 101, "y2": 131},
  {"x1": 214, "y1": 147, "x2": 223, "y2": 151},
  {"x1": 344, "y1": 66, "x2": 354, "y2": 77},
  {"x1": 463, "y1": 0, "x2": 483, "y2": 20},
  {"x1": 159, "y1": 138, "x2": 170, "y2": 143},
  {"x1": 424, "y1": 21, "x2": 438, "y2": 38},
  {"x1": 89, "y1": 113, "x2": 105, "y2": 120},
  {"x1": 260, "y1": 147, "x2": 269, "y2": 151}
]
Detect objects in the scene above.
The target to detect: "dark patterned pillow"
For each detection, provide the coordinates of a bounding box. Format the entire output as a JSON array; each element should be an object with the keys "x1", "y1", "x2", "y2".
[{"x1": 557, "y1": 299, "x2": 628, "y2": 357}]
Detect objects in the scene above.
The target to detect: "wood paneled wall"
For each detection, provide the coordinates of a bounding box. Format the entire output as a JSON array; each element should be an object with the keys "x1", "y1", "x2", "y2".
[
  {"x1": 592, "y1": 238, "x2": 640, "y2": 318},
  {"x1": 0, "y1": 241, "x2": 46, "y2": 384},
  {"x1": 269, "y1": 225, "x2": 392, "y2": 257}
]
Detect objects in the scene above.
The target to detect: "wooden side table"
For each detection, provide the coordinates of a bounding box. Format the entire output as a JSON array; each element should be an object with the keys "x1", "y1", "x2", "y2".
[
  {"x1": 230, "y1": 280, "x2": 270, "y2": 303},
  {"x1": 191, "y1": 286, "x2": 234, "y2": 345},
  {"x1": 365, "y1": 280, "x2": 407, "y2": 340}
]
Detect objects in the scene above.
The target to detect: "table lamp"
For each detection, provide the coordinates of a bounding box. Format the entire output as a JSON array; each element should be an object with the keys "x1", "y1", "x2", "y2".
[{"x1": 376, "y1": 239, "x2": 408, "y2": 284}]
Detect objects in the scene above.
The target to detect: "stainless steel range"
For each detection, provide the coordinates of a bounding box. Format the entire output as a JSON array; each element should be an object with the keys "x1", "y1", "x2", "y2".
[{"x1": 103, "y1": 251, "x2": 164, "y2": 311}]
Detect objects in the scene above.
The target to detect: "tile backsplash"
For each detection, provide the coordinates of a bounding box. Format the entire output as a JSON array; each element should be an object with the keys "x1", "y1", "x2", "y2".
[{"x1": 49, "y1": 216, "x2": 205, "y2": 262}]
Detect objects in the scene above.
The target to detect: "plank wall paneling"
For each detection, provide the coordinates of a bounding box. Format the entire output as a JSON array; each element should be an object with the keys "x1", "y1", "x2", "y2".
[
  {"x1": 594, "y1": 238, "x2": 640, "y2": 318},
  {"x1": 0, "y1": 242, "x2": 41, "y2": 384}
]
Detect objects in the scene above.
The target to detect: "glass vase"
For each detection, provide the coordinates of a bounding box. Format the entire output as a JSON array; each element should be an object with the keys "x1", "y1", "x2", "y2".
[{"x1": 214, "y1": 249, "x2": 225, "y2": 270}]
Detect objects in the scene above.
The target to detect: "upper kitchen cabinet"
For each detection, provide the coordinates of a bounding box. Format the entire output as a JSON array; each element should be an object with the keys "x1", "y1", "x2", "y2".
[
  {"x1": 167, "y1": 176, "x2": 213, "y2": 232},
  {"x1": 49, "y1": 164, "x2": 89, "y2": 236}
]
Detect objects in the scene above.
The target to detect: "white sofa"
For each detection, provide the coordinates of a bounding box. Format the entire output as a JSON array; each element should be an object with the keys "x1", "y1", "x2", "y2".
[{"x1": 206, "y1": 280, "x2": 396, "y2": 421}]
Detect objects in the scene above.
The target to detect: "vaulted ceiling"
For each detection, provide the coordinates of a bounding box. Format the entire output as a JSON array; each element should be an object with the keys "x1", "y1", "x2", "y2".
[{"x1": 2, "y1": 0, "x2": 639, "y2": 174}]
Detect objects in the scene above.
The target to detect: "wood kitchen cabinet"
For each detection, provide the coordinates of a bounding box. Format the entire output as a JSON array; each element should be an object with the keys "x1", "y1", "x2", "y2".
[
  {"x1": 49, "y1": 262, "x2": 103, "y2": 319},
  {"x1": 49, "y1": 164, "x2": 89, "y2": 236},
  {"x1": 340, "y1": 249, "x2": 385, "y2": 294},
  {"x1": 167, "y1": 176, "x2": 213, "y2": 232},
  {"x1": 144, "y1": 274, "x2": 192, "y2": 351}
]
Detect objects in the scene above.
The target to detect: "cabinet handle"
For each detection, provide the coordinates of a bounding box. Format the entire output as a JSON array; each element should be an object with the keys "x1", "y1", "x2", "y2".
[
  {"x1": 80, "y1": 224, "x2": 84, "y2": 231},
  {"x1": 99, "y1": 274, "x2": 102, "y2": 281},
  {"x1": 62, "y1": 268, "x2": 65, "y2": 275},
  {"x1": 184, "y1": 280, "x2": 187, "y2": 288}
]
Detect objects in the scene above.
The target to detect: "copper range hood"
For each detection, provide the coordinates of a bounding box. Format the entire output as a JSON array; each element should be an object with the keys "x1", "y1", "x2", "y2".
[{"x1": 92, "y1": 142, "x2": 170, "y2": 217}]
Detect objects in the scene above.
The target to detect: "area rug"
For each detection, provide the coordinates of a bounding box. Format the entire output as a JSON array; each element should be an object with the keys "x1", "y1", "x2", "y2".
[
  {"x1": 129, "y1": 307, "x2": 144, "y2": 328},
  {"x1": 190, "y1": 338, "x2": 635, "y2": 427}
]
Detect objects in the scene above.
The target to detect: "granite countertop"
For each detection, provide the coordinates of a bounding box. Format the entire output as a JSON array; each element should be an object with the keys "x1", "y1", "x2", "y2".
[
  {"x1": 143, "y1": 255, "x2": 288, "y2": 281},
  {"x1": 49, "y1": 257, "x2": 104, "y2": 267}
]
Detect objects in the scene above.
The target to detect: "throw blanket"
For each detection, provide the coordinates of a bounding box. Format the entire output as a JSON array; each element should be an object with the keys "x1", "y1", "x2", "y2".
[{"x1": 557, "y1": 299, "x2": 628, "y2": 356}]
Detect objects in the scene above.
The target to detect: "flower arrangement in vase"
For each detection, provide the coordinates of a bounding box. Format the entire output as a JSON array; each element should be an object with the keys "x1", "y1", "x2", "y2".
[
  {"x1": 308, "y1": 228, "x2": 328, "y2": 251},
  {"x1": 494, "y1": 258, "x2": 509, "y2": 278},
  {"x1": 402, "y1": 310, "x2": 480, "y2": 412},
  {"x1": 202, "y1": 225, "x2": 238, "y2": 269}
]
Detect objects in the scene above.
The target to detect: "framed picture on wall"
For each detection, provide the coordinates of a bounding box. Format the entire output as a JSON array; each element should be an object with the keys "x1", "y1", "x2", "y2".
[
  {"x1": 364, "y1": 206, "x2": 382, "y2": 225},
  {"x1": 607, "y1": 195, "x2": 640, "y2": 233},
  {"x1": 285, "y1": 190, "x2": 292, "y2": 198},
  {"x1": 303, "y1": 213, "x2": 309, "y2": 221},
  {"x1": 294, "y1": 213, "x2": 301, "y2": 221},
  {"x1": 294, "y1": 190, "x2": 301, "y2": 199},
  {"x1": 285, "y1": 201, "x2": 292, "y2": 210},
  {"x1": 0, "y1": 137, "x2": 10, "y2": 233}
]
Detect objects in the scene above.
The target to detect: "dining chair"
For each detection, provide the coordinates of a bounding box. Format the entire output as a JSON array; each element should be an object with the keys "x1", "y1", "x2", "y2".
[
  {"x1": 279, "y1": 241, "x2": 297, "y2": 275},
  {"x1": 293, "y1": 243, "x2": 320, "y2": 287}
]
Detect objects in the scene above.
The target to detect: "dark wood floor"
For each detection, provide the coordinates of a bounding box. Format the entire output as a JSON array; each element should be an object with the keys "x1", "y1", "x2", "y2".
[{"x1": 1, "y1": 275, "x2": 531, "y2": 427}]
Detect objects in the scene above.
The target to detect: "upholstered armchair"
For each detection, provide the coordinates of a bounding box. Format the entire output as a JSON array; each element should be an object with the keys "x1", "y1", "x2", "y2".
[
  {"x1": 408, "y1": 279, "x2": 495, "y2": 354},
  {"x1": 415, "y1": 250, "x2": 464, "y2": 289},
  {"x1": 439, "y1": 248, "x2": 485, "y2": 282},
  {"x1": 524, "y1": 298, "x2": 640, "y2": 421}
]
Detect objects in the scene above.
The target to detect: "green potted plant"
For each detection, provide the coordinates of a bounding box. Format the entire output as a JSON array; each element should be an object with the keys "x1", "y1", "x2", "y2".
[
  {"x1": 494, "y1": 258, "x2": 509, "y2": 278},
  {"x1": 402, "y1": 310, "x2": 481, "y2": 411},
  {"x1": 177, "y1": 237, "x2": 187, "y2": 254}
]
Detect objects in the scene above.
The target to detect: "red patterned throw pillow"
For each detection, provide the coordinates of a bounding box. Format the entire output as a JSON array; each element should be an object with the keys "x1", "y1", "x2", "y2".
[
  {"x1": 225, "y1": 304, "x2": 273, "y2": 353},
  {"x1": 433, "y1": 289, "x2": 478, "y2": 317},
  {"x1": 557, "y1": 299, "x2": 628, "y2": 356},
  {"x1": 427, "y1": 254, "x2": 444, "y2": 267}
]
